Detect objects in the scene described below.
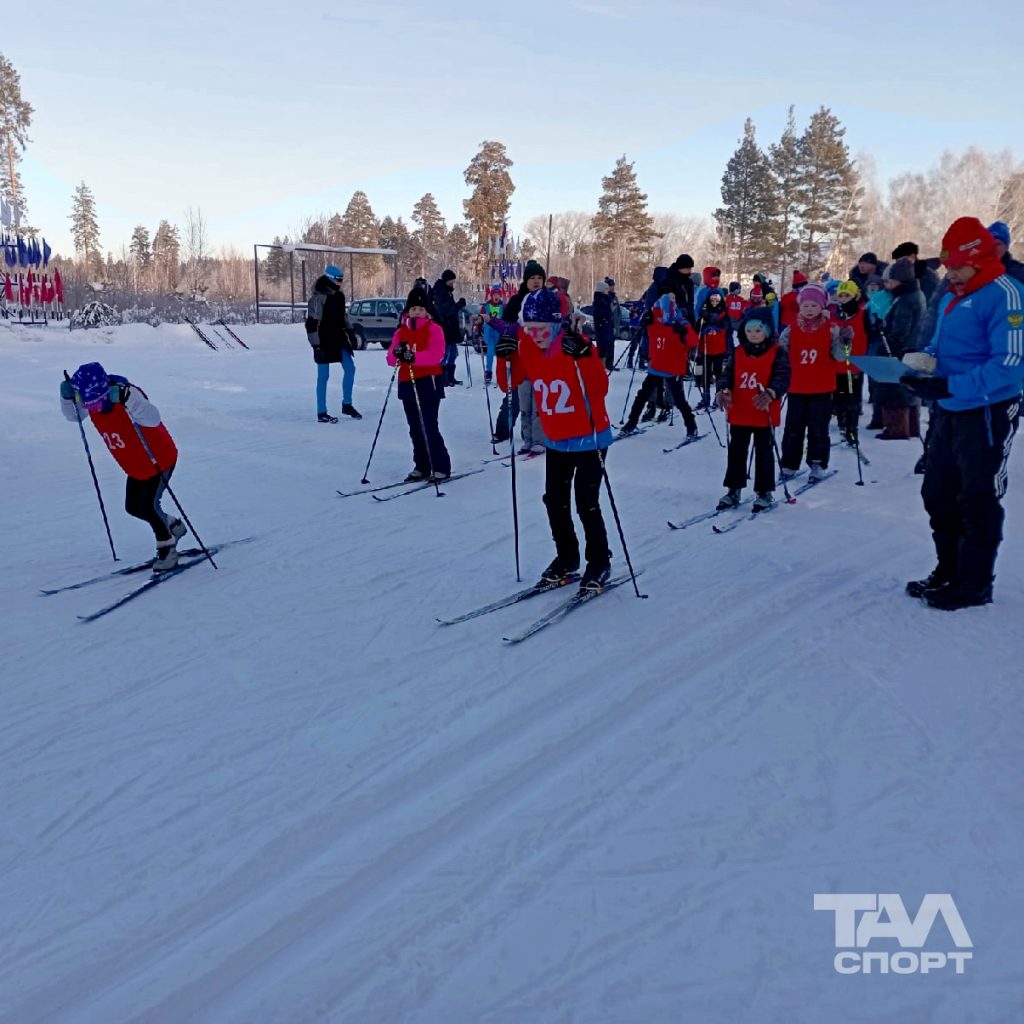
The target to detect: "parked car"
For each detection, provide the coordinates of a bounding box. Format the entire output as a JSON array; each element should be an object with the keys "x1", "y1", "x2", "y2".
[{"x1": 347, "y1": 297, "x2": 406, "y2": 348}]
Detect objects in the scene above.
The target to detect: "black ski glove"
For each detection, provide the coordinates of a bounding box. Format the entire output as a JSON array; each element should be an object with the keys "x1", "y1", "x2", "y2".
[
  {"x1": 561, "y1": 323, "x2": 592, "y2": 359},
  {"x1": 496, "y1": 335, "x2": 518, "y2": 358},
  {"x1": 900, "y1": 374, "x2": 950, "y2": 401},
  {"x1": 395, "y1": 342, "x2": 416, "y2": 364}
]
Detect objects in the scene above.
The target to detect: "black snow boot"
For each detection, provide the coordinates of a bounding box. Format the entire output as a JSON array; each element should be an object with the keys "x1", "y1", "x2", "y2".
[{"x1": 342, "y1": 404, "x2": 363, "y2": 419}]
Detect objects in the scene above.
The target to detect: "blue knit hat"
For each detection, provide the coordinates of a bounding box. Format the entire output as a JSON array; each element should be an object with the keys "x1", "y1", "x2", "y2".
[
  {"x1": 522, "y1": 287, "x2": 563, "y2": 324},
  {"x1": 324, "y1": 264, "x2": 344, "y2": 281},
  {"x1": 71, "y1": 362, "x2": 109, "y2": 408},
  {"x1": 988, "y1": 221, "x2": 1011, "y2": 247}
]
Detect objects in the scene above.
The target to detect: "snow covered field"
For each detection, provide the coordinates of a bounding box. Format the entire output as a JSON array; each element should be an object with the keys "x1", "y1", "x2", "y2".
[{"x1": 1, "y1": 318, "x2": 1022, "y2": 1023}]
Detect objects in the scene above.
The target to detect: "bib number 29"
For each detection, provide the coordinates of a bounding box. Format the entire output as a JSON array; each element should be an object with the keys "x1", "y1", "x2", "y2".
[{"x1": 535, "y1": 379, "x2": 576, "y2": 415}]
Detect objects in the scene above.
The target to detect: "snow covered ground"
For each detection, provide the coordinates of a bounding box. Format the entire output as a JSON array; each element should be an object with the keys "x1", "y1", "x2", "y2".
[{"x1": 1, "y1": 317, "x2": 1022, "y2": 1023}]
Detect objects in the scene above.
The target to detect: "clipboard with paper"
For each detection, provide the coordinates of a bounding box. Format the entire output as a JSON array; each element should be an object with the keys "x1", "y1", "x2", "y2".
[{"x1": 849, "y1": 356, "x2": 926, "y2": 384}]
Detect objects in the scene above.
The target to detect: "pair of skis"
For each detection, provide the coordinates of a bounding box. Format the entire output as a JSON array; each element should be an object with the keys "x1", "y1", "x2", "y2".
[
  {"x1": 662, "y1": 432, "x2": 708, "y2": 453},
  {"x1": 710, "y1": 470, "x2": 838, "y2": 533},
  {"x1": 439, "y1": 572, "x2": 640, "y2": 644},
  {"x1": 337, "y1": 468, "x2": 484, "y2": 501}
]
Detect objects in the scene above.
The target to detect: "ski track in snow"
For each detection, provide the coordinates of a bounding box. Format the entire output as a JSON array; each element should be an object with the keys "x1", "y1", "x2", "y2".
[{"x1": 1, "y1": 319, "x2": 1022, "y2": 1023}]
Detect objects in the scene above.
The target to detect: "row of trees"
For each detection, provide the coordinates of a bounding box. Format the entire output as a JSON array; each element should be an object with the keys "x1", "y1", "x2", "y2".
[{"x1": 0, "y1": 52, "x2": 33, "y2": 226}]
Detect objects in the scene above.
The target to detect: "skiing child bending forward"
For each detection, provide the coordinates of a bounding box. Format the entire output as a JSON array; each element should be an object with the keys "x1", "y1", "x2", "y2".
[
  {"x1": 496, "y1": 287, "x2": 614, "y2": 594},
  {"x1": 60, "y1": 361, "x2": 186, "y2": 571},
  {"x1": 716, "y1": 312, "x2": 791, "y2": 513}
]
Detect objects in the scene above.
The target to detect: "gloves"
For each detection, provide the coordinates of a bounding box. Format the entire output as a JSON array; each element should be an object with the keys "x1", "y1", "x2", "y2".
[
  {"x1": 752, "y1": 388, "x2": 775, "y2": 411},
  {"x1": 345, "y1": 329, "x2": 358, "y2": 351},
  {"x1": 108, "y1": 382, "x2": 130, "y2": 404},
  {"x1": 60, "y1": 380, "x2": 74, "y2": 400},
  {"x1": 900, "y1": 374, "x2": 950, "y2": 401},
  {"x1": 640, "y1": 310, "x2": 654, "y2": 327},
  {"x1": 395, "y1": 342, "x2": 416, "y2": 364},
  {"x1": 561, "y1": 323, "x2": 592, "y2": 359},
  {"x1": 495, "y1": 334, "x2": 518, "y2": 358},
  {"x1": 717, "y1": 389, "x2": 732, "y2": 411}
]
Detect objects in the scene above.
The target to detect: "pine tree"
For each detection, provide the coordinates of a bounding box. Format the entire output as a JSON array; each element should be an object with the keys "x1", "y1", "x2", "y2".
[
  {"x1": 713, "y1": 120, "x2": 776, "y2": 281},
  {"x1": 264, "y1": 235, "x2": 289, "y2": 283},
  {"x1": 591, "y1": 155, "x2": 658, "y2": 290},
  {"x1": 768, "y1": 105, "x2": 802, "y2": 288},
  {"x1": 411, "y1": 193, "x2": 448, "y2": 280},
  {"x1": 0, "y1": 53, "x2": 33, "y2": 214},
  {"x1": 794, "y1": 106, "x2": 862, "y2": 274},
  {"x1": 463, "y1": 140, "x2": 514, "y2": 270},
  {"x1": 339, "y1": 191, "x2": 379, "y2": 248},
  {"x1": 151, "y1": 219, "x2": 181, "y2": 291},
  {"x1": 70, "y1": 182, "x2": 102, "y2": 275},
  {"x1": 129, "y1": 225, "x2": 151, "y2": 268},
  {"x1": 446, "y1": 224, "x2": 475, "y2": 279}
]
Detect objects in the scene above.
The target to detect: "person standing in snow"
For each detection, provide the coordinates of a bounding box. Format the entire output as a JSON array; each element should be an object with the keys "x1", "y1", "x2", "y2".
[
  {"x1": 430, "y1": 269, "x2": 466, "y2": 386},
  {"x1": 479, "y1": 285, "x2": 504, "y2": 385},
  {"x1": 387, "y1": 286, "x2": 452, "y2": 482},
  {"x1": 987, "y1": 221, "x2": 1024, "y2": 285},
  {"x1": 830, "y1": 279, "x2": 870, "y2": 446},
  {"x1": 901, "y1": 217, "x2": 1024, "y2": 610},
  {"x1": 619, "y1": 294, "x2": 699, "y2": 438},
  {"x1": 778, "y1": 270, "x2": 808, "y2": 333},
  {"x1": 694, "y1": 290, "x2": 732, "y2": 410},
  {"x1": 875, "y1": 257, "x2": 926, "y2": 440},
  {"x1": 495, "y1": 286, "x2": 615, "y2": 593},
  {"x1": 60, "y1": 362, "x2": 185, "y2": 571},
  {"x1": 306, "y1": 264, "x2": 361, "y2": 423},
  {"x1": 693, "y1": 265, "x2": 723, "y2": 319},
  {"x1": 592, "y1": 278, "x2": 616, "y2": 370},
  {"x1": 725, "y1": 281, "x2": 749, "y2": 328},
  {"x1": 891, "y1": 241, "x2": 941, "y2": 303},
  {"x1": 778, "y1": 283, "x2": 850, "y2": 481},
  {"x1": 716, "y1": 309, "x2": 791, "y2": 513}
]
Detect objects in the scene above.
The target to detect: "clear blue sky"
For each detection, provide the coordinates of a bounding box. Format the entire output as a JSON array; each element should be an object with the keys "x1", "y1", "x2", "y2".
[{"x1": 6, "y1": 0, "x2": 1022, "y2": 258}]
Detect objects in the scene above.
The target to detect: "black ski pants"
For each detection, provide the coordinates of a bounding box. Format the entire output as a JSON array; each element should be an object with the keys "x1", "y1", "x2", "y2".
[
  {"x1": 543, "y1": 448, "x2": 611, "y2": 569},
  {"x1": 832, "y1": 373, "x2": 864, "y2": 436},
  {"x1": 125, "y1": 465, "x2": 174, "y2": 542},
  {"x1": 921, "y1": 398, "x2": 1020, "y2": 588},
  {"x1": 626, "y1": 374, "x2": 696, "y2": 432},
  {"x1": 724, "y1": 426, "x2": 775, "y2": 493},
  {"x1": 400, "y1": 376, "x2": 451, "y2": 476},
  {"x1": 782, "y1": 392, "x2": 832, "y2": 470}
]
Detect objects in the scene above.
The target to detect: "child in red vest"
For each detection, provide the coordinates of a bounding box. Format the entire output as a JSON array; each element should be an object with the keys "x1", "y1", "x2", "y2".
[
  {"x1": 831, "y1": 279, "x2": 869, "y2": 445},
  {"x1": 61, "y1": 361, "x2": 185, "y2": 570},
  {"x1": 777, "y1": 284, "x2": 850, "y2": 480},
  {"x1": 496, "y1": 286, "x2": 614, "y2": 593},
  {"x1": 387, "y1": 286, "x2": 452, "y2": 482},
  {"x1": 695, "y1": 291, "x2": 732, "y2": 410},
  {"x1": 778, "y1": 270, "x2": 807, "y2": 332},
  {"x1": 716, "y1": 312, "x2": 791, "y2": 512},
  {"x1": 725, "y1": 281, "x2": 749, "y2": 326},
  {"x1": 619, "y1": 294, "x2": 699, "y2": 436}
]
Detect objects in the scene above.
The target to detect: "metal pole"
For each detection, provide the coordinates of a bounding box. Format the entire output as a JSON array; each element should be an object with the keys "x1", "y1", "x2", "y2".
[
  {"x1": 253, "y1": 244, "x2": 261, "y2": 323},
  {"x1": 545, "y1": 214, "x2": 552, "y2": 275},
  {"x1": 393, "y1": 248, "x2": 398, "y2": 297},
  {"x1": 349, "y1": 253, "x2": 355, "y2": 299},
  {"x1": 301, "y1": 259, "x2": 307, "y2": 307},
  {"x1": 289, "y1": 251, "x2": 295, "y2": 323}
]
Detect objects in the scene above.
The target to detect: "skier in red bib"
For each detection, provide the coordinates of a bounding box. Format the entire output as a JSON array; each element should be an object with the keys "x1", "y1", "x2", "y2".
[
  {"x1": 777, "y1": 284, "x2": 850, "y2": 481},
  {"x1": 716, "y1": 310, "x2": 791, "y2": 512},
  {"x1": 60, "y1": 362, "x2": 185, "y2": 570},
  {"x1": 496, "y1": 286, "x2": 614, "y2": 593},
  {"x1": 831, "y1": 279, "x2": 870, "y2": 445}
]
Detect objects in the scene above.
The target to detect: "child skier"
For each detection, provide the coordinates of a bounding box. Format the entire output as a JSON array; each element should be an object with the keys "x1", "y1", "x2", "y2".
[
  {"x1": 694, "y1": 290, "x2": 732, "y2": 410},
  {"x1": 725, "y1": 281, "x2": 749, "y2": 327},
  {"x1": 619, "y1": 294, "x2": 699, "y2": 438},
  {"x1": 387, "y1": 286, "x2": 452, "y2": 482},
  {"x1": 60, "y1": 362, "x2": 186, "y2": 570},
  {"x1": 831, "y1": 279, "x2": 869, "y2": 445},
  {"x1": 777, "y1": 283, "x2": 850, "y2": 481},
  {"x1": 716, "y1": 311, "x2": 791, "y2": 512},
  {"x1": 495, "y1": 286, "x2": 614, "y2": 593},
  {"x1": 480, "y1": 285, "x2": 504, "y2": 385}
]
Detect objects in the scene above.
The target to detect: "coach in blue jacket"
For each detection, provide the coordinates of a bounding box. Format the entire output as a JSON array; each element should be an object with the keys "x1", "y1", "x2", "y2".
[{"x1": 902, "y1": 217, "x2": 1024, "y2": 610}]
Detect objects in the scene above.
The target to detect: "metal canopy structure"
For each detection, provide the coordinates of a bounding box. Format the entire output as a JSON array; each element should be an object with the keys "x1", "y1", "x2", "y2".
[{"x1": 253, "y1": 241, "x2": 398, "y2": 323}]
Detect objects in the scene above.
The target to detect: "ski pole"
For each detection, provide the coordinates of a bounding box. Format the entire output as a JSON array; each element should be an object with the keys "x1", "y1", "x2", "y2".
[
  {"x1": 360, "y1": 362, "x2": 398, "y2": 483},
  {"x1": 759, "y1": 385, "x2": 795, "y2": 504},
  {"x1": 506, "y1": 359, "x2": 521, "y2": 581},
  {"x1": 64, "y1": 370, "x2": 119, "y2": 561},
  {"x1": 123, "y1": 385, "x2": 218, "y2": 568},
  {"x1": 407, "y1": 363, "x2": 444, "y2": 497},
  {"x1": 619, "y1": 354, "x2": 639, "y2": 424},
  {"x1": 845, "y1": 359, "x2": 865, "y2": 486},
  {"x1": 462, "y1": 334, "x2": 473, "y2": 388},
  {"x1": 479, "y1": 331, "x2": 497, "y2": 454},
  {"x1": 572, "y1": 360, "x2": 646, "y2": 599}
]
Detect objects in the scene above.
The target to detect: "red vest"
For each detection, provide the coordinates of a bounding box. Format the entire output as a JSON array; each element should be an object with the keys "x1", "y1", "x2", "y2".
[
  {"x1": 88, "y1": 403, "x2": 177, "y2": 479},
  {"x1": 788, "y1": 321, "x2": 837, "y2": 394},
  {"x1": 648, "y1": 321, "x2": 694, "y2": 376},
  {"x1": 729, "y1": 346, "x2": 782, "y2": 427},
  {"x1": 698, "y1": 325, "x2": 728, "y2": 357},
  {"x1": 497, "y1": 329, "x2": 610, "y2": 441},
  {"x1": 831, "y1": 305, "x2": 868, "y2": 376},
  {"x1": 726, "y1": 295, "x2": 748, "y2": 322},
  {"x1": 779, "y1": 289, "x2": 802, "y2": 331}
]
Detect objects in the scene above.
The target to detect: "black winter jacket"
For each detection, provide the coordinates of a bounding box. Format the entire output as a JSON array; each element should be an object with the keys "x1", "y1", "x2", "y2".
[
  {"x1": 306, "y1": 275, "x2": 352, "y2": 364},
  {"x1": 430, "y1": 279, "x2": 462, "y2": 346}
]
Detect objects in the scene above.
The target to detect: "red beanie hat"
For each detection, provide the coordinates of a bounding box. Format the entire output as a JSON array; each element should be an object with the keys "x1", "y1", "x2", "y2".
[
  {"x1": 702, "y1": 266, "x2": 721, "y2": 286},
  {"x1": 792, "y1": 270, "x2": 808, "y2": 286},
  {"x1": 941, "y1": 217, "x2": 998, "y2": 270}
]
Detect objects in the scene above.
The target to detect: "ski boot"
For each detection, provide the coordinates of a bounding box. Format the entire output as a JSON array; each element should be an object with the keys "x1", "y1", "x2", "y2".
[
  {"x1": 922, "y1": 580, "x2": 992, "y2": 611},
  {"x1": 539, "y1": 555, "x2": 580, "y2": 587},
  {"x1": 404, "y1": 468, "x2": 426, "y2": 482},
  {"x1": 905, "y1": 567, "x2": 955, "y2": 599},
  {"x1": 752, "y1": 491, "x2": 776, "y2": 513},
  {"x1": 153, "y1": 538, "x2": 179, "y2": 573},
  {"x1": 578, "y1": 561, "x2": 611, "y2": 594},
  {"x1": 717, "y1": 489, "x2": 742, "y2": 511},
  {"x1": 167, "y1": 516, "x2": 187, "y2": 541},
  {"x1": 808, "y1": 462, "x2": 828, "y2": 482}
]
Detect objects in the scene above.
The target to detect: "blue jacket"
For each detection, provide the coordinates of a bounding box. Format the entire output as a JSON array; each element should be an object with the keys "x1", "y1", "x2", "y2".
[{"x1": 926, "y1": 273, "x2": 1024, "y2": 412}]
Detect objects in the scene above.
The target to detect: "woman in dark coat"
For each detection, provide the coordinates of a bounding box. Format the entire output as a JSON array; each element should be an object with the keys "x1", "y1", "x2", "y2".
[{"x1": 875, "y1": 257, "x2": 926, "y2": 439}]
